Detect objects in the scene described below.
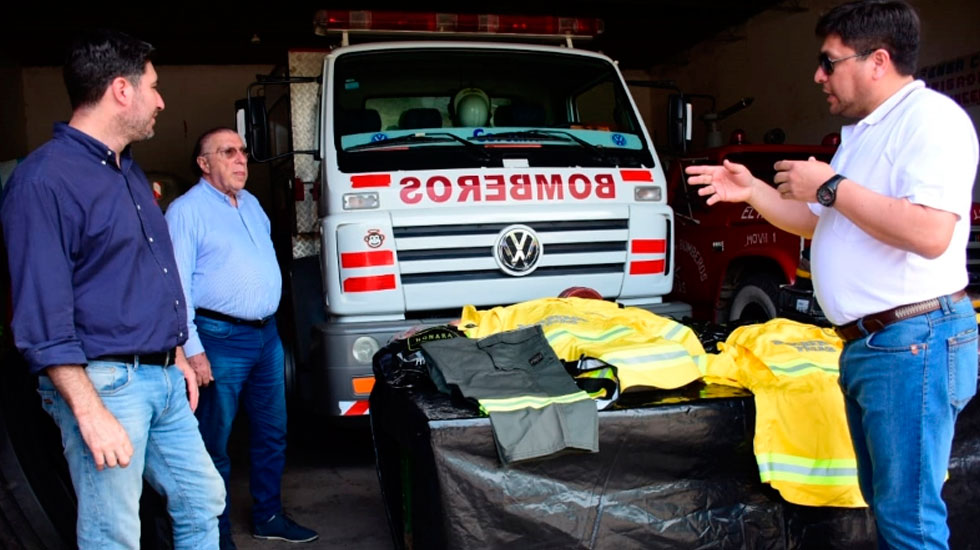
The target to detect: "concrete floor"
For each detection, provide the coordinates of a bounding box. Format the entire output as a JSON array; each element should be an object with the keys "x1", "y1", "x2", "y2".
[{"x1": 223, "y1": 417, "x2": 394, "y2": 550}]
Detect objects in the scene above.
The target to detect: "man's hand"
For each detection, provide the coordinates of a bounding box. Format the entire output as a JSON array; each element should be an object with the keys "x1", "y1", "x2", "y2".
[
  {"x1": 174, "y1": 348, "x2": 200, "y2": 412},
  {"x1": 773, "y1": 156, "x2": 836, "y2": 202},
  {"x1": 47, "y1": 365, "x2": 134, "y2": 471},
  {"x1": 685, "y1": 159, "x2": 757, "y2": 205},
  {"x1": 76, "y1": 405, "x2": 135, "y2": 471},
  {"x1": 186, "y1": 352, "x2": 213, "y2": 387}
]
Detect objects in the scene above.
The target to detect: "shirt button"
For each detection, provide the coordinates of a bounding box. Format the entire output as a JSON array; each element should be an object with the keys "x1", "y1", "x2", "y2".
[
  {"x1": 163, "y1": 268, "x2": 168, "y2": 274},
  {"x1": 101, "y1": 160, "x2": 106, "y2": 165},
  {"x1": 137, "y1": 204, "x2": 142, "y2": 211},
  {"x1": 175, "y1": 300, "x2": 180, "y2": 306},
  {"x1": 179, "y1": 332, "x2": 184, "y2": 338},
  {"x1": 148, "y1": 237, "x2": 154, "y2": 243}
]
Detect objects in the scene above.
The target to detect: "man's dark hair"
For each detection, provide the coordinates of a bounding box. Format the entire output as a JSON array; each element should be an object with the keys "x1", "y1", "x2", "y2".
[
  {"x1": 192, "y1": 127, "x2": 238, "y2": 177},
  {"x1": 815, "y1": 0, "x2": 919, "y2": 76},
  {"x1": 63, "y1": 29, "x2": 155, "y2": 110}
]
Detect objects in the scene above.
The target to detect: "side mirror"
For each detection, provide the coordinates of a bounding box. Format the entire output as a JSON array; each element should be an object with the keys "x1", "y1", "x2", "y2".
[
  {"x1": 667, "y1": 94, "x2": 692, "y2": 154},
  {"x1": 235, "y1": 94, "x2": 269, "y2": 162}
]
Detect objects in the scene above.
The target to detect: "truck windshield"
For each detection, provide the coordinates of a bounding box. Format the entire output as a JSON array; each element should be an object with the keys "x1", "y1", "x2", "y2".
[{"x1": 332, "y1": 47, "x2": 654, "y2": 172}]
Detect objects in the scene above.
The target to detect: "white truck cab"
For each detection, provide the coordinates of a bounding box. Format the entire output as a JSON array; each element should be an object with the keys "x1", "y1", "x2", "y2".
[{"x1": 240, "y1": 11, "x2": 689, "y2": 416}]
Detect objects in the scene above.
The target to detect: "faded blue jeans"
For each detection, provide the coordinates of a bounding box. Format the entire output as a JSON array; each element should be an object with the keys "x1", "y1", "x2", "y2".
[
  {"x1": 38, "y1": 361, "x2": 225, "y2": 550},
  {"x1": 194, "y1": 315, "x2": 287, "y2": 536},
  {"x1": 838, "y1": 292, "x2": 977, "y2": 550}
]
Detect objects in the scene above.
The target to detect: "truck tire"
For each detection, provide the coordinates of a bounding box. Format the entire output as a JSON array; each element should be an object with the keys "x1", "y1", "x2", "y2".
[
  {"x1": 729, "y1": 274, "x2": 780, "y2": 323},
  {"x1": 0, "y1": 348, "x2": 174, "y2": 549}
]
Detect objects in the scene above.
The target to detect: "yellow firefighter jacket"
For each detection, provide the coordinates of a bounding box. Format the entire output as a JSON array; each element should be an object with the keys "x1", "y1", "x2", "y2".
[
  {"x1": 460, "y1": 297, "x2": 706, "y2": 393},
  {"x1": 705, "y1": 318, "x2": 865, "y2": 508}
]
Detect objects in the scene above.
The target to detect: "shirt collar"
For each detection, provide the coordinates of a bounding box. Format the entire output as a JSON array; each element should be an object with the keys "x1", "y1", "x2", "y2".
[
  {"x1": 53, "y1": 122, "x2": 134, "y2": 171},
  {"x1": 198, "y1": 177, "x2": 242, "y2": 205},
  {"x1": 859, "y1": 79, "x2": 923, "y2": 126}
]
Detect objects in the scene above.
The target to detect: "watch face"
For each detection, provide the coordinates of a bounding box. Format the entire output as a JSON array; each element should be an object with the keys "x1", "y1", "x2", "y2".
[
  {"x1": 817, "y1": 186, "x2": 832, "y2": 205},
  {"x1": 817, "y1": 181, "x2": 836, "y2": 206}
]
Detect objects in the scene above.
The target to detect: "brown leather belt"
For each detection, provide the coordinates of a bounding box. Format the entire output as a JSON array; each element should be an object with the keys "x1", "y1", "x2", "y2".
[
  {"x1": 834, "y1": 289, "x2": 968, "y2": 342},
  {"x1": 93, "y1": 348, "x2": 176, "y2": 366}
]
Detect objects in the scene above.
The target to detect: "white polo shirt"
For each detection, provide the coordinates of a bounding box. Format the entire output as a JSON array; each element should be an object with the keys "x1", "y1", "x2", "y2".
[{"x1": 809, "y1": 80, "x2": 978, "y2": 325}]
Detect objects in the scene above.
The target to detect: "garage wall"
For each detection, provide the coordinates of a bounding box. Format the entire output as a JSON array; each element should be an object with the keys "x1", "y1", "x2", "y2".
[
  {"x1": 629, "y1": 0, "x2": 980, "y2": 187},
  {"x1": 0, "y1": 64, "x2": 26, "y2": 162},
  {"x1": 17, "y1": 64, "x2": 273, "y2": 191}
]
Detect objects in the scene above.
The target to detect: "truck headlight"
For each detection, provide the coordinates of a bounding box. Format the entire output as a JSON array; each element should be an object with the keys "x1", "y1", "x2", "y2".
[
  {"x1": 352, "y1": 336, "x2": 380, "y2": 364},
  {"x1": 634, "y1": 186, "x2": 662, "y2": 202},
  {"x1": 344, "y1": 192, "x2": 380, "y2": 210}
]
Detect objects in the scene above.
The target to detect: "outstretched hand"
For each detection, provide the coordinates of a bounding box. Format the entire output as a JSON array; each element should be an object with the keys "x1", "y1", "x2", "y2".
[{"x1": 685, "y1": 159, "x2": 755, "y2": 205}]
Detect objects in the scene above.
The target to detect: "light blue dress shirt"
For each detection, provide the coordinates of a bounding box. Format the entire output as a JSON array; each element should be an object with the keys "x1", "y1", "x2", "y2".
[{"x1": 166, "y1": 178, "x2": 282, "y2": 357}]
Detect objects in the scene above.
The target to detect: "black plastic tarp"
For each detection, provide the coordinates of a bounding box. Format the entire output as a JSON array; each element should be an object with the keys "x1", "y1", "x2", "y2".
[{"x1": 370, "y1": 371, "x2": 980, "y2": 549}]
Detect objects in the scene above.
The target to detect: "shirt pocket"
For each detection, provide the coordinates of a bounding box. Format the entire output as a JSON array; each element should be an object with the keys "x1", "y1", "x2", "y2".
[{"x1": 829, "y1": 211, "x2": 873, "y2": 244}]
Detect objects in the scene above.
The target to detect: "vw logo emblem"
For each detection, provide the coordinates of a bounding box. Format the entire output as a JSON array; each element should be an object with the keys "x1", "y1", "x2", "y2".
[{"x1": 494, "y1": 224, "x2": 542, "y2": 276}]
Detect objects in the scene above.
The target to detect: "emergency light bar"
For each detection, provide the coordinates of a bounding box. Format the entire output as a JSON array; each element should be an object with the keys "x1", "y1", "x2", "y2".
[{"x1": 313, "y1": 10, "x2": 604, "y2": 43}]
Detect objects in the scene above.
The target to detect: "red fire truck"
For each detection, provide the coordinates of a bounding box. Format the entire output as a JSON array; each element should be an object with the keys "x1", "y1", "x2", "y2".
[{"x1": 664, "y1": 97, "x2": 838, "y2": 324}]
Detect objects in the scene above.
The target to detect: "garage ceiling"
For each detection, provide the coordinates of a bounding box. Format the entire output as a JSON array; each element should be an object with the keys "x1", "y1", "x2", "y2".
[{"x1": 4, "y1": 1, "x2": 786, "y2": 70}]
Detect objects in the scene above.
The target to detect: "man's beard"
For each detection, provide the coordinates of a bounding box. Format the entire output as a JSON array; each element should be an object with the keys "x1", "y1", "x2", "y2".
[{"x1": 118, "y1": 101, "x2": 157, "y2": 143}]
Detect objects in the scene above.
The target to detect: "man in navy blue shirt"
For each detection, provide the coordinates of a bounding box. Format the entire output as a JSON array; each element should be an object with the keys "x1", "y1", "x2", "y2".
[{"x1": 0, "y1": 29, "x2": 224, "y2": 550}]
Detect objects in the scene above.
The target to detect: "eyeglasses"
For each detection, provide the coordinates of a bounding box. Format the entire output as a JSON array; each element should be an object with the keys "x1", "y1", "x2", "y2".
[
  {"x1": 817, "y1": 50, "x2": 874, "y2": 75},
  {"x1": 201, "y1": 146, "x2": 248, "y2": 160}
]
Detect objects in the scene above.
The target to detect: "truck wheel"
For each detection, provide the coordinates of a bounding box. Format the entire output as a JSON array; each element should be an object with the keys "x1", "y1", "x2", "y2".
[
  {"x1": 729, "y1": 274, "x2": 780, "y2": 323},
  {"x1": 0, "y1": 349, "x2": 174, "y2": 549}
]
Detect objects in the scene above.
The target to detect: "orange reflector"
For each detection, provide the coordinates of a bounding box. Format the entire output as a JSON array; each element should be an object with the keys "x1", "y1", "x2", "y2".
[
  {"x1": 352, "y1": 376, "x2": 376, "y2": 395},
  {"x1": 343, "y1": 274, "x2": 396, "y2": 292},
  {"x1": 620, "y1": 170, "x2": 653, "y2": 182},
  {"x1": 341, "y1": 250, "x2": 395, "y2": 268},
  {"x1": 629, "y1": 259, "x2": 666, "y2": 275},
  {"x1": 351, "y1": 174, "x2": 392, "y2": 188},
  {"x1": 631, "y1": 239, "x2": 666, "y2": 254}
]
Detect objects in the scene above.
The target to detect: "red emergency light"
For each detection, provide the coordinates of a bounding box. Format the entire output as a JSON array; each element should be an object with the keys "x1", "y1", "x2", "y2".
[{"x1": 313, "y1": 10, "x2": 604, "y2": 39}]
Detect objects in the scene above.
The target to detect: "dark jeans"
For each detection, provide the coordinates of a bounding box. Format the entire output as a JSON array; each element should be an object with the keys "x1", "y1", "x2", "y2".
[{"x1": 195, "y1": 316, "x2": 287, "y2": 534}]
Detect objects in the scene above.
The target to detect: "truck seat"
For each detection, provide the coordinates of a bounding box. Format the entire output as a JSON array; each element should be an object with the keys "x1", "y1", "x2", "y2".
[
  {"x1": 398, "y1": 108, "x2": 443, "y2": 130},
  {"x1": 340, "y1": 109, "x2": 382, "y2": 135},
  {"x1": 493, "y1": 103, "x2": 545, "y2": 127}
]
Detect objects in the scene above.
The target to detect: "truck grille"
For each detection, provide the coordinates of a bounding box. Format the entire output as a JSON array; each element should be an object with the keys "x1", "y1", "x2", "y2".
[{"x1": 394, "y1": 218, "x2": 628, "y2": 285}]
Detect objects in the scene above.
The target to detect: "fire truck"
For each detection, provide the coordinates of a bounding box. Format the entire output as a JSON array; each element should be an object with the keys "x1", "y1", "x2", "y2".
[
  {"x1": 239, "y1": 10, "x2": 691, "y2": 417},
  {"x1": 663, "y1": 96, "x2": 838, "y2": 324}
]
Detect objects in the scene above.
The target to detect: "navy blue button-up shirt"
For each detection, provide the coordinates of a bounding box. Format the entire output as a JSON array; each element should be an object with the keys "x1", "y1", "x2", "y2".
[{"x1": 1, "y1": 123, "x2": 188, "y2": 374}]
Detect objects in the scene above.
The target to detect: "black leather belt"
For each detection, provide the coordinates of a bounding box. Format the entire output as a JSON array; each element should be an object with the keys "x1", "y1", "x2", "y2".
[
  {"x1": 92, "y1": 348, "x2": 176, "y2": 366},
  {"x1": 196, "y1": 308, "x2": 274, "y2": 328},
  {"x1": 834, "y1": 289, "x2": 968, "y2": 342}
]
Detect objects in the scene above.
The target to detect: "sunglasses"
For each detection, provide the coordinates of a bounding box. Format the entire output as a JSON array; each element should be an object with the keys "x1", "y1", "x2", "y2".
[
  {"x1": 201, "y1": 146, "x2": 248, "y2": 160},
  {"x1": 817, "y1": 49, "x2": 874, "y2": 75}
]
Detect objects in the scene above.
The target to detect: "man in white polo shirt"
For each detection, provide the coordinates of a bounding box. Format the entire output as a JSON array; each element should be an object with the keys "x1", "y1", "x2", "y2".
[{"x1": 685, "y1": 1, "x2": 978, "y2": 549}]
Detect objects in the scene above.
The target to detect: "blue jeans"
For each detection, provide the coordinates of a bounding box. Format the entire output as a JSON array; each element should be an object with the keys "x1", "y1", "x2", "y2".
[
  {"x1": 38, "y1": 361, "x2": 225, "y2": 550},
  {"x1": 194, "y1": 316, "x2": 287, "y2": 535},
  {"x1": 838, "y1": 293, "x2": 977, "y2": 550}
]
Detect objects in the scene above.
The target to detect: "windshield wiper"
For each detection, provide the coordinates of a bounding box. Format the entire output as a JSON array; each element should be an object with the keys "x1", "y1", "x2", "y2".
[
  {"x1": 346, "y1": 133, "x2": 450, "y2": 151},
  {"x1": 471, "y1": 129, "x2": 613, "y2": 164},
  {"x1": 347, "y1": 131, "x2": 492, "y2": 162}
]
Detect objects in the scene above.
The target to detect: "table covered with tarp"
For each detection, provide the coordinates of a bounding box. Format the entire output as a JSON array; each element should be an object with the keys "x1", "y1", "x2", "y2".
[{"x1": 368, "y1": 312, "x2": 980, "y2": 549}]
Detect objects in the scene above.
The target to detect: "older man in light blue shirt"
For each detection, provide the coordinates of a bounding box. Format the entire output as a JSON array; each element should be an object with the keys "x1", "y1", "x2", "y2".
[{"x1": 166, "y1": 127, "x2": 317, "y2": 550}]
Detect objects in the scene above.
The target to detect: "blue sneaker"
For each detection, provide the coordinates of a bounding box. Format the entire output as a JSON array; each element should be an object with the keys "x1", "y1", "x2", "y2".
[{"x1": 251, "y1": 513, "x2": 319, "y2": 543}]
